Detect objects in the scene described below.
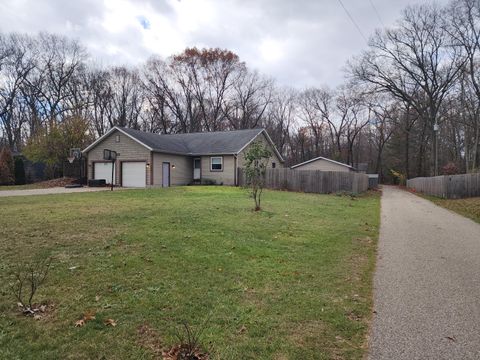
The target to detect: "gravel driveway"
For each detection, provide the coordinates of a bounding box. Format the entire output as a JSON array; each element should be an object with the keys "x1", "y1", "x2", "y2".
[
  {"x1": 370, "y1": 186, "x2": 480, "y2": 359},
  {"x1": 0, "y1": 187, "x2": 110, "y2": 197}
]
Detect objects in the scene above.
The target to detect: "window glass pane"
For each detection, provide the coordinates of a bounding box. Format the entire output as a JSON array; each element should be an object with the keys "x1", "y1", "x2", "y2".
[
  {"x1": 211, "y1": 157, "x2": 222, "y2": 170},
  {"x1": 272, "y1": 162, "x2": 276, "y2": 168}
]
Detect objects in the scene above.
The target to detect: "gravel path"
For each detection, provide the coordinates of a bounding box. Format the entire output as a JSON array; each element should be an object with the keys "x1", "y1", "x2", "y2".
[
  {"x1": 0, "y1": 187, "x2": 110, "y2": 197},
  {"x1": 370, "y1": 186, "x2": 480, "y2": 360}
]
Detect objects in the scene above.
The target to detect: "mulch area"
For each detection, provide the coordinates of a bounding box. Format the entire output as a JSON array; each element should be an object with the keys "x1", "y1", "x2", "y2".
[{"x1": 32, "y1": 178, "x2": 78, "y2": 188}]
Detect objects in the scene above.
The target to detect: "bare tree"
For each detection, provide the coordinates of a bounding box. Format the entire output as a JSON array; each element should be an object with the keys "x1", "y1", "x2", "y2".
[
  {"x1": 223, "y1": 69, "x2": 274, "y2": 130},
  {"x1": 264, "y1": 87, "x2": 297, "y2": 156},
  {"x1": 351, "y1": 4, "x2": 465, "y2": 175},
  {"x1": 0, "y1": 34, "x2": 36, "y2": 150},
  {"x1": 448, "y1": 0, "x2": 480, "y2": 171}
]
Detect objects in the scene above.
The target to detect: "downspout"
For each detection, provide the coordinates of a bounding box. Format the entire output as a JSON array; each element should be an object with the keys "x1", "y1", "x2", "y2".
[
  {"x1": 234, "y1": 154, "x2": 238, "y2": 186},
  {"x1": 150, "y1": 151, "x2": 154, "y2": 186}
]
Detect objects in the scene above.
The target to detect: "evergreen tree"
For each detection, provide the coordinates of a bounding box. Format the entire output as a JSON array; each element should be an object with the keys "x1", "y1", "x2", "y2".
[{"x1": 14, "y1": 157, "x2": 26, "y2": 185}]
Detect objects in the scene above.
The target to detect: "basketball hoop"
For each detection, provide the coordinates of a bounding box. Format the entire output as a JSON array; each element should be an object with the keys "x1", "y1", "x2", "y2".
[{"x1": 69, "y1": 148, "x2": 82, "y2": 163}]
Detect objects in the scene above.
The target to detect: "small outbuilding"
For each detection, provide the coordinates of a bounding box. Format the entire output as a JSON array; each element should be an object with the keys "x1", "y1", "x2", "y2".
[{"x1": 291, "y1": 156, "x2": 355, "y2": 172}]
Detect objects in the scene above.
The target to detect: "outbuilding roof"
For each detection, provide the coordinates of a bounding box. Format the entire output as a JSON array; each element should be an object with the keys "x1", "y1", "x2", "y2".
[
  {"x1": 83, "y1": 126, "x2": 284, "y2": 161},
  {"x1": 291, "y1": 156, "x2": 355, "y2": 170}
]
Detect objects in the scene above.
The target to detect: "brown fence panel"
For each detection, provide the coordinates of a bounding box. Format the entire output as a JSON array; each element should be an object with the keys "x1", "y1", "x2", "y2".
[
  {"x1": 407, "y1": 173, "x2": 480, "y2": 199},
  {"x1": 238, "y1": 168, "x2": 369, "y2": 194}
]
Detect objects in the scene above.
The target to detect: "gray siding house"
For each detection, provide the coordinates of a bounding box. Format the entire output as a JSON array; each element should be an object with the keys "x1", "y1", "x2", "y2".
[
  {"x1": 291, "y1": 156, "x2": 355, "y2": 172},
  {"x1": 82, "y1": 127, "x2": 284, "y2": 187}
]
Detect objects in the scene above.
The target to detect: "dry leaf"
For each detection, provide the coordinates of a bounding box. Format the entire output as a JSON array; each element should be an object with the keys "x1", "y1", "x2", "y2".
[
  {"x1": 33, "y1": 314, "x2": 42, "y2": 320},
  {"x1": 104, "y1": 318, "x2": 117, "y2": 327},
  {"x1": 83, "y1": 311, "x2": 96, "y2": 321},
  {"x1": 238, "y1": 325, "x2": 247, "y2": 334},
  {"x1": 95, "y1": 295, "x2": 100, "y2": 302},
  {"x1": 446, "y1": 336, "x2": 456, "y2": 342},
  {"x1": 75, "y1": 319, "x2": 85, "y2": 327},
  {"x1": 39, "y1": 305, "x2": 47, "y2": 313}
]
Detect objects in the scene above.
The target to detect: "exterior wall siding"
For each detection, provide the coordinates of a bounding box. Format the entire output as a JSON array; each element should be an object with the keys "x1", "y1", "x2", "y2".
[
  {"x1": 86, "y1": 129, "x2": 151, "y2": 185},
  {"x1": 293, "y1": 159, "x2": 353, "y2": 172},
  {"x1": 200, "y1": 155, "x2": 236, "y2": 185},
  {"x1": 86, "y1": 129, "x2": 284, "y2": 187},
  {"x1": 237, "y1": 132, "x2": 284, "y2": 169},
  {"x1": 153, "y1": 153, "x2": 193, "y2": 186}
]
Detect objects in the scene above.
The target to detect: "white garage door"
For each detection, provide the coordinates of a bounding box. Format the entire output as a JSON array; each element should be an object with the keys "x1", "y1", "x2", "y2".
[
  {"x1": 94, "y1": 162, "x2": 116, "y2": 184},
  {"x1": 122, "y1": 162, "x2": 146, "y2": 188}
]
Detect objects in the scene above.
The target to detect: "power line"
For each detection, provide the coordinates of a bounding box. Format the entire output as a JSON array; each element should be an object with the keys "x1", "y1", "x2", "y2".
[
  {"x1": 336, "y1": 0, "x2": 368, "y2": 43},
  {"x1": 368, "y1": 0, "x2": 386, "y2": 27}
]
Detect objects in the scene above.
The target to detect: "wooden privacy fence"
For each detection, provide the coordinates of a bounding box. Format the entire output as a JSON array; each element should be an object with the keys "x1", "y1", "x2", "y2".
[
  {"x1": 238, "y1": 168, "x2": 369, "y2": 194},
  {"x1": 407, "y1": 173, "x2": 480, "y2": 199}
]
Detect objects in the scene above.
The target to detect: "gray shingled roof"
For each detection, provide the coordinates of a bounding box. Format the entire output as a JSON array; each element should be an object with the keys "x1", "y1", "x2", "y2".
[{"x1": 118, "y1": 127, "x2": 265, "y2": 155}]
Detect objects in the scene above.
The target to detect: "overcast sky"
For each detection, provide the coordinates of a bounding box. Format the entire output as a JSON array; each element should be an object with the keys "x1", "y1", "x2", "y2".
[{"x1": 0, "y1": 0, "x2": 448, "y2": 88}]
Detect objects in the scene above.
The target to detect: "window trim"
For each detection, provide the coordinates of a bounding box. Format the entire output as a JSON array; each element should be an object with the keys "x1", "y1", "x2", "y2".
[{"x1": 210, "y1": 156, "x2": 223, "y2": 172}]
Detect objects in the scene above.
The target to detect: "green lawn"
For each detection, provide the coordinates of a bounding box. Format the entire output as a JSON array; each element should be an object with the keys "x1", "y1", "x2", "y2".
[
  {"x1": 0, "y1": 186, "x2": 380, "y2": 359},
  {"x1": 0, "y1": 183, "x2": 43, "y2": 191},
  {"x1": 427, "y1": 196, "x2": 480, "y2": 224}
]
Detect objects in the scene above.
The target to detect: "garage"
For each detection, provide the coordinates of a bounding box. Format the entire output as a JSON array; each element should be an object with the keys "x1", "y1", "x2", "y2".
[
  {"x1": 94, "y1": 162, "x2": 116, "y2": 184},
  {"x1": 122, "y1": 162, "x2": 146, "y2": 188}
]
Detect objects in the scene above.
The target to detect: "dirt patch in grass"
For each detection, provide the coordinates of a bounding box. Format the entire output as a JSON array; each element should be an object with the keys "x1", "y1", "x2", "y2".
[
  {"x1": 287, "y1": 320, "x2": 327, "y2": 347},
  {"x1": 137, "y1": 323, "x2": 164, "y2": 357}
]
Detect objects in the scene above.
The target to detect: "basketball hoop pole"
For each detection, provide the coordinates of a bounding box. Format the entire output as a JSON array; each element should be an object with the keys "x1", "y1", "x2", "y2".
[{"x1": 103, "y1": 149, "x2": 117, "y2": 191}]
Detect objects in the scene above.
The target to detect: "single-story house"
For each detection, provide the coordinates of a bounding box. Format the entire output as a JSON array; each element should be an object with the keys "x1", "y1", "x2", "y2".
[
  {"x1": 290, "y1": 156, "x2": 356, "y2": 172},
  {"x1": 82, "y1": 127, "x2": 284, "y2": 188}
]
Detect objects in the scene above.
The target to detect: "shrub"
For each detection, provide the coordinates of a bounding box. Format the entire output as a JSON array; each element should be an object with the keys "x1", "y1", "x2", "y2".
[
  {"x1": 9, "y1": 257, "x2": 52, "y2": 315},
  {"x1": 14, "y1": 157, "x2": 26, "y2": 185},
  {"x1": 389, "y1": 169, "x2": 406, "y2": 186},
  {"x1": 0, "y1": 147, "x2": 15, "y2": 185},
  {"x1": 442, "y1": 162, "x2": 459, "y2": 175},
  {"x1": 201, "y1": 178, "x2": 216, "y2": 185}
]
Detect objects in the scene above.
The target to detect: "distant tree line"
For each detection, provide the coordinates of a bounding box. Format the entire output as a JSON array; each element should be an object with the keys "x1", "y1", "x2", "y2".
[{"x1": 1, "y1": 0, "x2": 480, "y2": 182}]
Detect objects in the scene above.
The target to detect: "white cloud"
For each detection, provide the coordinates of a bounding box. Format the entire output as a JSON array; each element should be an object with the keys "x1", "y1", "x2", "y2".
[
  {"x1": 0, "y1": 0, "x2": 450, "y2": 86},
  {"x1": 259, "y1": 38, "x2": 285, "y2": 63}
]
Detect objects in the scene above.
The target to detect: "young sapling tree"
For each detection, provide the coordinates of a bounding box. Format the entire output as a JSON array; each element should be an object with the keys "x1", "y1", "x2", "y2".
[{"x1": 243, "y1": 141, "x2": 272, "y2": 211}]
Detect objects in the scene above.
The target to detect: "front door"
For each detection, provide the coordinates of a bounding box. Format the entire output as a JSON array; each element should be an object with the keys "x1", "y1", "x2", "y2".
[
  {"x1": 162, "y1": 162, "x2": 170, "y2": 187},
  {"x1": 193, "y1": 158, "x2": 201, "y2": 180}
]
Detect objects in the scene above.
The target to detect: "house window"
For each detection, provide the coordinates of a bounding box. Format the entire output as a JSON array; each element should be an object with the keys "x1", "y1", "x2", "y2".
[
  {"x1": 272, "y1": 162, "x2": 276, "y2": 169},
  {"x1": 210, "y1": 157, "x2": 223, "y2": 171},
  {"x1": 115, "y1": 135, "x2": 120, "y2": 143}
]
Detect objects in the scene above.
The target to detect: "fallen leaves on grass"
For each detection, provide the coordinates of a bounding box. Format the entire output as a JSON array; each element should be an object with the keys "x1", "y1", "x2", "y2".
[
  {"x1": 137, "y1": 324, "x2": 163, "y2": 356},
  {"x1": 83, "y1": 310, "x2": 96, "y2": 321},
  {"x1": 162, "y1": 344, "x2": 209, "y2": 360},
  {"x1": 237, "y1": 325, "x2": 247, "y2": 334},
  {"x1": 74, "y1": 311, "x2": 96, "y2": 327},
  {"x1": 104, "y1": 318, "x2": 117, "y2": 327}
]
